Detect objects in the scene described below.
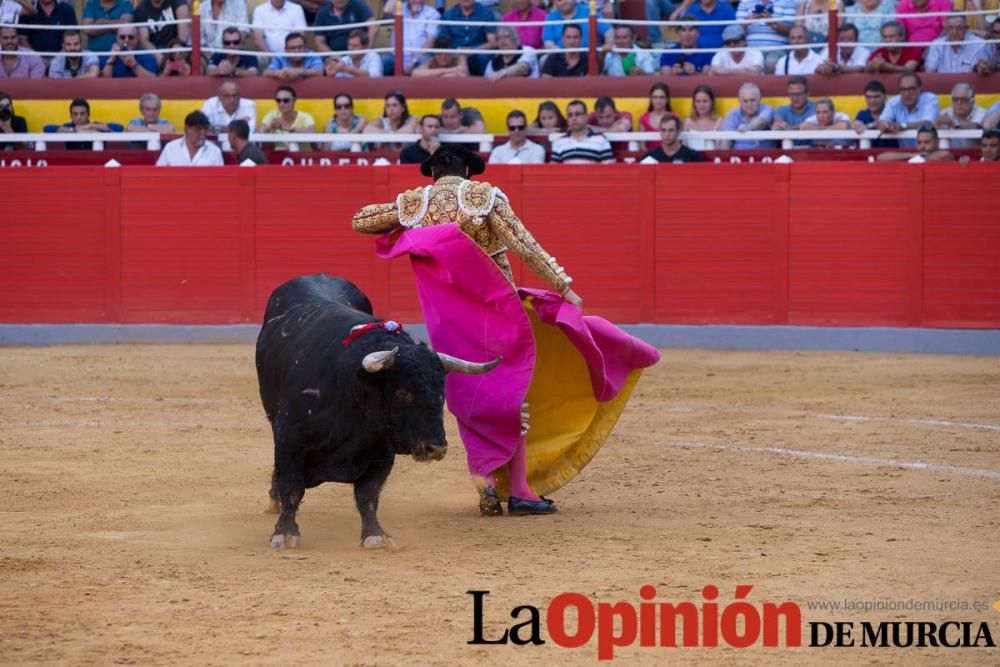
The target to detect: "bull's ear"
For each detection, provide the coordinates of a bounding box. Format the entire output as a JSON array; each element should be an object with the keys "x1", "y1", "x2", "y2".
[
  {"x1": 438, "y1": 352, "x2": 502, "y2": 374},
  {"x1": 362, "y1": 347, "x2": 399, "y2": 373}
]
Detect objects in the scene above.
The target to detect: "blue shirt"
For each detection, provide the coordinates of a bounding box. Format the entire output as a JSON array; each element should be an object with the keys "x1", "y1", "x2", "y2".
[
  {"x1": 441, "y1": 3, "x2": 496, "y2": 48},
  {"x1": 99, "y1": 53, "x2": 158, "y2": 77},
  {"x1": 542, "y1": 5, "x2": 610, "y2": 49},
  {"x1": 881, "y1": 92, "x2": 940, "y2": 147},
  {"x1": 266, "y1": 53, "x2": 324, "y2": 72},
  {"x1": 855, "y1": 109, "x2": 897, "y2": 148},
  {"x1": 314, "y1": 0, "x2": 373, "y2": 52},
  {"x1": 774, "y1": 101, "x2": 817, "y2": 146},
  {"x1": 684, "y1": 2, "x2": 737, "y2": 49},
  {"x1": 721, "y1": 104, "x2": 776, "y2": 149},
  {"x1": 659, "y1": 49, "x2": 713, "y2": 73},
  {"x1": 82, "y1": 0, "x2": 134, "y2": 54},
  {"x1": 21, "y1": 2, "x2": 78, "y2": 55}
]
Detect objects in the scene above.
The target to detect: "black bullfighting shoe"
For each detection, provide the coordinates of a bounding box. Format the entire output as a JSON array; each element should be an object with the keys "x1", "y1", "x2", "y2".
[
  {"x1": 479, "y1": 486, "x2": 503, "y2": 516},
  {"x1": 507, "y1": 496, "x2": 558, "y2": 516}
]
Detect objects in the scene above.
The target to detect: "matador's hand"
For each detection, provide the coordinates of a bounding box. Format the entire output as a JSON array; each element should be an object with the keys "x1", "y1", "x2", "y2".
[{"x1": 563, "y1": 288, "x2": 583, "y2": 307}]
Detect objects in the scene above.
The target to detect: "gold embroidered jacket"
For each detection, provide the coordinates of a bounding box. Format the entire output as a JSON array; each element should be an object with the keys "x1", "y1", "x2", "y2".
[{"x1": 352, "y1": 176, "x2": 572, "y2": 293}]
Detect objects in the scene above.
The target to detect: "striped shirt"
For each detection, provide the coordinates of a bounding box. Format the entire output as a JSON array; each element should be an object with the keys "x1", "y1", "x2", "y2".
[
  {"x1": 550, "y1": 129, "x2": 614, "y2": 164},
  {"x1": 735, "y1": 0, "x2": 798, "y2": 50}
]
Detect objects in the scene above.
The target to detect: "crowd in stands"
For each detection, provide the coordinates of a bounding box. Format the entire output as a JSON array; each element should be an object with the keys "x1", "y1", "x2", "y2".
[{"x1": 0, "y1": 0, "x2": 998, "y2": 78}]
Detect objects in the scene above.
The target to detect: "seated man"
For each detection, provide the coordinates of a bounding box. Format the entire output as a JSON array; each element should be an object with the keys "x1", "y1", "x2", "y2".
[
  {"x1": 157, "y1": 110, "x2": 225, "y2": 167},
  {"x1": 876, "y1": 73, "x2": 940, "y2": 147},
  {"x1": 550, "y1": 99, "x2": 614, "y2": 164},
  {"x1": 135, "y1": 0, "x2": 190, "y2": 69},
  {"x1": 314, "y1": 0, "x2": 378, "y2": 55},
  {"x1": 381, "y1": 0, "x2": 439, "y2": 76},
  {"x1": 206, "y1": 26, "x2": 260, "y2": 77},
  {"x1": 265, "y1": 32, "x2": 323, "y2": 80},
  {"x1": 399, "y1": 114, "x2": 441, "y2": 164},
  {"x1": 412, "y1": 35, "x2": 470, "y2": 77},
  {"x1": 484, "y1": 25, "x2": 538, "y2": 79},
  {"x1": 100, "y1": 26, "x2": 157, "y2": 78},
  {"x1": 202, "y1": 80, "x2": 257, "y2": 134},
  {"x1": 603, "y1": 25, "x2": 655, "y2": 76},
  {"x1": 934, "y1": 83, "x2": 986, "y2": 148},
  {"x1": 924, "y1": 14, "x2": 992, "y2": 73},
  {"x1": 774, "y1": 25, "x2": 823, "y2": 75},
  {"x1": 854, "y1": 80, "x2": 896, "y2": 148},
  {"x1": 588, "y1": 96, "x2": 633, "y2": 133},
  {"x1": 641, "y1": 113, "x2": 706, "y2": 163},
  {"x1": 815, "y1": 23, "x2": 871, "y2": 75},
  {"x1": 800, "y1": 98, "x2": 852, "y2": 147},
  {"x1": 876, "y1": 124, "x2": 954, "y2": 162},
  {"x1": 440, "y1": 98, "x2": 485, "y2": 135},
  {"x1": 81, "y1": 0, "x2": 134, "y2": 57},
  {"x1": 708, "y1": 24, "x2": 763, "y2": 75},
  {"x1": 502, "y1": 0, "x2": 546, "y2": 49},
  {"x1": 660, "y1": 19, "x2": 712, "y2": 75},
  {"x1": 542, "y1": 0, "x2": 611, "y2": 52},
  {"x1": 720, "y1": 82, "x2": 775, "y2": 149},
  {"x1": 47, "y1": 30, "x2": 100, "y2": 79},
  {"x1": 228, "y1": 119, "x2": 268, "y2": 165},
  {"x1": 771, "y1": 75, "x2": 816, "y2": 146},
  {"x1": 56, "y1": 97, "x2": 118, "y2": 151},
  {"x1": 975, "y1": 129, "x2": 1000, "y2": 162},
  {"x1": 541, "y1": 24, "x2": 587, "y2": 77},
  {"x1": 489, "y1": 110, "x2": 545, "y2": 164},
  {"x1": 439, "y1": 0, "x2": 496, "y2": 76},
  {"x1": 324, "y1": 28, "x2": 382, "y2": 78},
  {"x1": 0, "y1": 25, "x2": 44, "y2": 78},
  {"x1": 126, "y1": 92, "x2": 176, "y2": 135},
  {"x1": 866, "y1": 21, "x2": 921, "y2": 74},
  {"x1": 676, "y1": 0, "x2": 737, "y2": 50},
  {"x1": 22, "y1": 0, "x2": 78, "y2": 58},
  {"x1": 252, "y1": 0, "x2": 307, "y2": 53}
]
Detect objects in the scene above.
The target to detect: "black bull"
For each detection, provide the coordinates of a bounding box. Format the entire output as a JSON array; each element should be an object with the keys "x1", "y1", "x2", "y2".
[{"x1": 255, "y1": 274, "x2": 499, "y2": 549}]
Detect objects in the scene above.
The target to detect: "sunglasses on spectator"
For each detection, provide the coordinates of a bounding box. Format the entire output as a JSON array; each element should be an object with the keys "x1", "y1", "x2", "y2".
[
  {"x1": 275, "y1": 97, "x2": 294, "y2": 103},
  {"x1": 335, "y1": 102, "x2": 352, "y2": 109},
  {"x1": 223, "y1": 40, "x2": 241, "y2": 46},
  {"x1": 507, "y1": 124, "x2": 526, "y2": 131}
]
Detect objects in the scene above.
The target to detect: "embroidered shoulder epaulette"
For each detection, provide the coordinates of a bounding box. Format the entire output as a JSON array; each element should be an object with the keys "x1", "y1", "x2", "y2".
[{"x1": 396, "y1": 186, "x2": 431, "y2": 229}]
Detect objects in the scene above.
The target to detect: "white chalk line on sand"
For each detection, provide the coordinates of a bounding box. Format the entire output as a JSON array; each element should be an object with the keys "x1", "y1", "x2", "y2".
[
  {"x1": 664, "y1": 441, "x2": 1000, "y2": 480},
  {"x1": 813, "y1": 413, "x2": 1000, "y2": 432}
]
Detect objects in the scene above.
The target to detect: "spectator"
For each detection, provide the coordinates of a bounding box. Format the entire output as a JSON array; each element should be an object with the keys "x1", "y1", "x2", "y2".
[
  {"x1": 985, "y1": 101, "x2": 1000, "y2": 130},
  {"x1": 895, "y1": 0, "x2": 952, "y2": 48},
  {"x1": 21, "y1": 0, "x2": 77, "y2": 59},
  {"x1": 866, "y1": 21, "x2": 921, "y2": 73},
  {"x1": 0, "y1": 0, "x2": 34, "y2": 30},
  {"x1": 816, "y1": 23, "x2": 871, "y2": 75},
  {"x1": 646, "y1": 0, "x2": 679, "y2": 46},
  {"x1": 81, "y1": 0, "x2": 133, "y2": 56},
  {"x1": 708, "y1": 23, "x2": 764, "y2": 75},
  {"x1": 485, "y1": 24, "x2": 537, "y2": 79},
  {"x1": 48, "y1": 30, "x2": 99, "y2": 78},
  {"x1": 412, "y1": 35, "x2": 470, "y2": 77},
  {"x1": 925, "y1": 15, "x2": 992, "y2": 73},
  {"x1": 550, "y1": 99, "x2": 614, "y2": 164},
  {"x1": 440, "y1": 0, "x2": 496, "y2": 76},
  {"x1": 674, "y1": 0, "x2": 737, "y2": 50},
  {"x1": 126, "y1": 92, "x2": 176, "y2": 135},
  {"x1": 543, "y1": 0, "x2": 610, "y2": 51},
  {"x1": 265, "y1": 32, "x2": 323, "y2": 80},
  {"x1": 843, "y1": 0, "x2": 893, "y2": 48},
  {"x1": 400, "y1": 114, "x2": 441, "y2": 164},
  {"x1": 160, "y1": 38, "x2": 193, "y2": 76},
  {"x1": 157, "y1": 110, "x2": 225, "y2": 166},
  {"x1": 604, "y1": 25, "x2": 655, "y2": 76},
  {"x1": 200, "y1": 0, "x2": 249, "y2": 53},
  {"x1": 854, "y1": 79, "x2": 896, "y2": 147},
  {"x1": 638, "y1": 83, "x2": 673, "y2": 149},
  {"x1": 381, "y1": 0, "x2": 439, "y2": 75},
  {"x1": 252, "y1": 0, "x2": 306, "y2": 53},
  {"x1": 589, "y1": 96, "x2": 633, "y2": 133},
  {"x1": 541, "y1": 23, "x2": 587, "y2": 77},
  {"x1": 261, "y1": 85, "x2": 316, "y2": 151},
  {"x1": 772, "y1": 75, "x2": 816, "y2": 138},
  {"x1": 684, "y1": 84, "x2": 722, "y2": 150},
  {"x1": 324, "y1": 28, "x2": 382, "y2": 78},
  {"x1": 56, "y1": 97, "x2": 117, "y2": 151},
  {"x1": 502, "y1": 0, "x2": 546, "y2": 49},
  {"x1": 800, "y1": 98, "x2": 852, "y2": 147},
  {"x1": 877, "y1": 73, "x2": 940, "y2": 147},
  {"x1": 720, "y1": 81, "x2": 775, "y2": 149},
  {"x1": 440, "y1": 98, "x2": 485, "y2": 134},
  {"x1": 795, "y1": 0, "x2": 830, "y2": 44},
  {"x1": 314, "y1": 0, "x2": 377, "y2": 54},
  {"x1": 364, "y1": 90, "x2": 418, "y2": 144},
  {"x1": 975, "y1": 18, "x2": 1000, "y2": 75},
  {"x1": 228, "y1": 118, "x2": 268, "y2": 165},
  {"x1": 0, "y1": 25, "x2": 44, "y2": 78},
  {"x1": 100, "y1": 26, "x2": 157, "y2": 78},
  {"x1": 0, "y1": 90, "x2": 28, "y2": 151},
  {"x1": 660, "y1": 19, "x2": 712, "y2": 75},
  {"x1": 976, "y1": 129, "x2": 1000, "y2": 162},
  {"x1": 642, "y1": 114, "x2": 706, "y2": 163},
  {"x1": 135, "y1": 0, "x2": 190, "y2": 68},
  {"x1": 206, "y1": 26, "x2": 260, "y2": 76},
  {"x1": 935, "y1": 82, "x2": 986, "y2": 148},
  {"x1": 202, "y1": 80, "x2": 257, "y2": 134},
  {"x1": 735, "y1": 0, "x2": 797, "y2": 73},
  {"x1": 529, "y1": 100, "x2": 567, "y2": 135},
  {"x1": 876, "y1": 124, "x2": 954, "y2": 161},
  {"x1": 324, "y1": 92, "x2": 367, "y2": 150},
  {"x1": 774, "y1": 25, "x2": 823, "y2": 75},
  {"x1": 489, "y1": 110, "x2": 545, "y2": 164}
]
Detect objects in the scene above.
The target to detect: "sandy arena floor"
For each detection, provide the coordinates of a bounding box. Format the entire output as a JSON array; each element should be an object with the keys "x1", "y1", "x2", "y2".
[{"x1": 0, "y1": 345, "x2": 998, "y2": 666}]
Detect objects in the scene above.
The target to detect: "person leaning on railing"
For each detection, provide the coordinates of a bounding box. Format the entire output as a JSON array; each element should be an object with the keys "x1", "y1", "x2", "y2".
[
  {"x1": 924, "y1": 14, "x2": 994, "y2": 74},
  {"x1": 935, "y1": 82, "x2": 987, "y2": 148},
  {"x1": 126, "y1": 92, "x2": 176, "y2": 135},
  {"x1": 100, "y1": 26, "x2": 157, "y2": 78},
  {"x1": 484, "y1": 24, "x2": 537, "y2": 79},
  {"x1": 206, "y1": 26, "x2": 260, "y2": 76},
  {"x1": 323, "y1": 28, "x2": 383, "y2": 78},
  {"x1": 412, "y1": 34, "x2": 470, "y2": 77},
  {"x1": 865, "y1": 20, "x2": 922, "y2": 73},
  {"x1": 264, "y1": 31, "x2": 323, "y2": 80},
  {"x1": 56, "y1": 97, "x2": 120, "y2": 151}
]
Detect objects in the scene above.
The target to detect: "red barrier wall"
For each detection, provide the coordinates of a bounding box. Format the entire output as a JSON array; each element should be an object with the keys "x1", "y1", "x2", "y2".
[{"x1": 2, "y1": 164, "x2": 999, "y2": 328}]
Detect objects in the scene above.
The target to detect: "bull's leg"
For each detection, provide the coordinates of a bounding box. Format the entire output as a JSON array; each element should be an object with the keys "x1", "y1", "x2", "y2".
[
  {"x1": 270, "y1": 420, "x2": 306, "y2": 549},
  {"x1": 354, "y1": 457, "x2": 396, "y2": 549},
  {"x1": 265, "y1": 467, "x2": 280, "y2": 514}
]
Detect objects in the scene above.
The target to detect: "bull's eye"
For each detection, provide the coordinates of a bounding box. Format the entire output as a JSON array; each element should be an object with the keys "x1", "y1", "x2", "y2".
[{"x1": 395, "y1": 389, "x2": 414, "y2": 405}]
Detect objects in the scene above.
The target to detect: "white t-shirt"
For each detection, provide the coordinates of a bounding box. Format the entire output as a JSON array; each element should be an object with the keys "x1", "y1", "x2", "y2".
[
  {"x1": 818, "y1": 45, "x2": 872, "y2": 69},
  {"x1": 201, "y1": 96, "x2": 258, "y2": 134},
  {"x1": 252, "y1": 1, "x2": 307, "y2": 53},
  {"x1": 802, "y1": 111, "x2": 851, "y2": 126},
  {"x1": 774, "y1": 50, "x2": 824, "y2": 75},
  {"x1": 488, "y1": 138, "x2": 546, "y2": 164},
  {"x1": 710, "y1": 48, "x2": 765, "y2": 73},
  {"x1": 156, "y1": 137, "x2": 225, "y2": 166}
]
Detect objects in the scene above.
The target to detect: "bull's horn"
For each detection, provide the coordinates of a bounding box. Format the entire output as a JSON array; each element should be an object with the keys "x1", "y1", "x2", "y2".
[
  {"x1": 437, "y1": 352, "x2": 502, "y2": 374},
  {"x1": 362, "y1": 347, "x2": 399, "y2": 373}
]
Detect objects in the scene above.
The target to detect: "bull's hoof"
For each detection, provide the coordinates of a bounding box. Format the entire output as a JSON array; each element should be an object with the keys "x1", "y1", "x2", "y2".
[
  {"x1": 270, "y1": 533, "x2": 300, "y2": 549},
  {"x1": 362, "y1": 534, "x2": 397, "y2": 550},
  {"x1": 265, "y1": 499, "x2": 280, "y2": 514},
  {"x1": 479, "y1": 486, "x2": 503, "y2": 517}
]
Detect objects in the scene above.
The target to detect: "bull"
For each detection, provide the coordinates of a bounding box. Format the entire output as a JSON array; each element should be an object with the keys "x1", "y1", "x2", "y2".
[{"x1": 255, "y1": 274, "x2": 499, "y2": 549}]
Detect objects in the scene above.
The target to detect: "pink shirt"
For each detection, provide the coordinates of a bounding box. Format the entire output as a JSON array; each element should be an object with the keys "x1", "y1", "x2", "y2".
[
  {"x1": 896, "y1": 0, "x2": 952, "y2": 46},
  {"x1": 502, "y1": 7, "x2": 547, "y2": 49},
  {"x1": 0, "y1": 48, "x2": 46, "y2": 79}
]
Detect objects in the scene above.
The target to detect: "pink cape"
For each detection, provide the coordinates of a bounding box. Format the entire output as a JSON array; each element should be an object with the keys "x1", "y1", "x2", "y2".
[{"x1": 376, "y1": 223, "x2": 660, "y2": 480}]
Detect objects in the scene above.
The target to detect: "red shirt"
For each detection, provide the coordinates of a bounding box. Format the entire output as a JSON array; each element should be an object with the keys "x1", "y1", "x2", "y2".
[{"x1": 867, "y1": 47, "x2": 924, "y2": 68}]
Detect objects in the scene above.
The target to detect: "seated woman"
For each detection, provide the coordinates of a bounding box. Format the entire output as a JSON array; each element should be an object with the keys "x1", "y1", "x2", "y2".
[
  {"x1": 260, "y1": 85, "x2": 316, "y2": 151},
  {"x1": 683, "y1": 84, "x2": 722, "y2": 150},
  {"x1": 528, "y1": 100, "x2": 567, "y2": 136},
  {"x1": 324, "y1": 92, "x2": 367, "y2": 151},
  {"x1": 363, "y1": 90, "x2": 418, "y2": 150},
  {"x1": 411, "y1": 36, "x2": 469, "y2": 78}
]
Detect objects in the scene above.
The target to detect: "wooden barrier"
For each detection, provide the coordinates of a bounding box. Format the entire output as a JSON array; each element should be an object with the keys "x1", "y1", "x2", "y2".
[{"x1": 1, "y1": 164, "x2": 998, "y2": 327}]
